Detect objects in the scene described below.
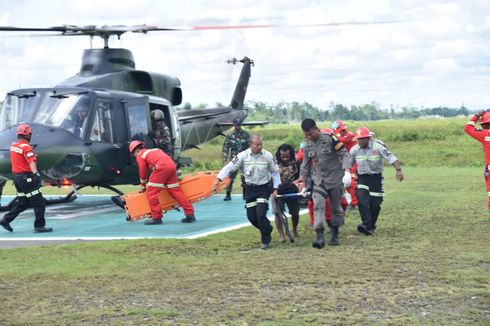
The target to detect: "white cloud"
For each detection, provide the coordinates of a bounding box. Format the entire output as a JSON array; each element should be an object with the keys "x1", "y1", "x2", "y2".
[{"x1": 0, "y1": 0, "x2": 488, "y2": 110}]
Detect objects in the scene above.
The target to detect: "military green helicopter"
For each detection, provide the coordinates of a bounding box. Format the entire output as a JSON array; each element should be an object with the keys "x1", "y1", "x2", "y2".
[{"x1": 0, "y1": 24, "x2": 264, "y2": 210}]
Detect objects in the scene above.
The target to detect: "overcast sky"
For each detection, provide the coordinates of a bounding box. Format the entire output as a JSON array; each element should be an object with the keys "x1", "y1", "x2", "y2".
[{"x1": 0, "y1": 0, "x2": 489, "y2": 110}]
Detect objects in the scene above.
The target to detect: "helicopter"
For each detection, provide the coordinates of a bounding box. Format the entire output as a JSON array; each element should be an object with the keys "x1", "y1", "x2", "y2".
[{"x1": 0, "y1": 24, "x2": 266, "y2": 210}]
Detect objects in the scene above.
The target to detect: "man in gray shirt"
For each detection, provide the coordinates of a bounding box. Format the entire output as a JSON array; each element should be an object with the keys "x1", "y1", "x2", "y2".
[
  {"x1": 344, "y1": 127, "x2": 404, "y2": 235},
  {"x1": 300, "y1": 119, "x2": 351, "y2": 248},
  {"x1": 212, "y1": 134, "x2": 280, "y2": 250}
]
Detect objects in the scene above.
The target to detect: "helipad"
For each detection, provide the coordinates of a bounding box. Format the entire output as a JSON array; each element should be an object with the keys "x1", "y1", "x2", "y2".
[{"x1": 0, "y1": 194, "x2": 250, "y2": 241}]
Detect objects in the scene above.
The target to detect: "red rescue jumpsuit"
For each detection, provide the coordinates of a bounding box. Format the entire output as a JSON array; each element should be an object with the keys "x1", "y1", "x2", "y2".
[
  {"x1": 464, "y1": 115, "x2": 490, "y2": 209},
  {"x1": 335, "y1": 129, "x2": 359, "y2": 207},
  {"x1": 137, "y1": 148, "x2": 195, "y2": 220}
]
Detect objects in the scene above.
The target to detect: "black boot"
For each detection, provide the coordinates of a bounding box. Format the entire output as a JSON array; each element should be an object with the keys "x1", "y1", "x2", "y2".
[
  {"x1": 223, "y1": 191, "x2": 232, "y2": 201},
  {"x1": 329, "y1": 226, "x2": 340, "y2": 245},
  {"x1": 181, "y1": 214, "x2": 196, "y2": 223},
  {"x1": 312, "y1": 229, "x2": 325, "y2": 249},
  {"x1": 0, "y1": 219, "x2": 13, "y2": 232},
  {"x1": 33, "y1": 226, "x2": 53, "y2": 233},
  {"x1": 357, "y1": 224, "x2": 373, "y2": 235},
  {"x1": 144, "y1": 219, "x2": 163, "y2": 225}
]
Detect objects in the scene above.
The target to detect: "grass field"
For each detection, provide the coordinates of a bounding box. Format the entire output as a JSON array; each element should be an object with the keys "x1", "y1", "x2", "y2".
[{"x1": 0, "y1": 119, "x2": 489, "y2": 324}]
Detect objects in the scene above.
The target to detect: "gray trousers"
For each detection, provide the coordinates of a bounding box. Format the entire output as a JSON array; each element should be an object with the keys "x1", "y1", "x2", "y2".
[{"x1": 312, "y1": 184, "x2": 344, "y2": 230}]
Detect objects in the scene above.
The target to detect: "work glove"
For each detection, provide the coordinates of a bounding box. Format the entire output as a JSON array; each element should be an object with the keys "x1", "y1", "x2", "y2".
[{"x1": 342, "y1": 171, "x2": 352, "y2": 188}]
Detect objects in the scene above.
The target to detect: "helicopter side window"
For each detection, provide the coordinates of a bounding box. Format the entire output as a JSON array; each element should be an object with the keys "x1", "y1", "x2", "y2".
[
  {"x1": 90, "y1": 100, "x2": 113, "y2": 142},
  {"x1": 127, "y1": 104, "x2": 149, "y2": 141}
]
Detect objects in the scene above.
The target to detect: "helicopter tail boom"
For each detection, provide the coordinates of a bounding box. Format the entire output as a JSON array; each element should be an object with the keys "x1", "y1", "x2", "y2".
[{"x1": 228, "y1": 57, "x2": 253, "y2": 110}]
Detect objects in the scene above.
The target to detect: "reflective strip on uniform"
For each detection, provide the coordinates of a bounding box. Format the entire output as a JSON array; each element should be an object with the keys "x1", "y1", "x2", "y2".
[
  {"x1": 369, "y1": 191, "x2": 384, "y2": 197},
  {"x1": 19, "y1": 143, "x2": 30, "y2": 148},
  {"x1": 243, "y1": 162, "x2": 268, "y2": 167},
  {"x1": 10, "y1": 146, "x2": 23, "y2": 154},
  {"x1": 488, "y1": 192, "x2": 490, "y2": 197},
  {"x1": 357, "y1": 184, "x2": 370, "y2": 191},
  {"x1": 147, "y1": 182, "x2": 165, "y2": 188},
  {"x1": 140, "y1": 179, "x2": 147, "y2": 183},
  {"x1": 142, "y1": 148, "x2": 160, "y2": 159},
  {"x1": 166, "y1": 183, "x2": 179, "y2": 189},
  {"x1": 466, "y1": 121, "x2": 476, "y2": 126},
  {"x1": 246, "y1": 201, "x2": 257, "y2": 208},
  {"x1": 355, "y1": 154, "x2": 381, "y2": 161},
  {"x1": 485, "y1": 136, "x2": 490, "y2": 142},
  {"x1": 257, "y1": 198, "x2": 269, "y2": 204},
  {"x1": 17, "y1": 189, "x2": 41, "y2": 198}
]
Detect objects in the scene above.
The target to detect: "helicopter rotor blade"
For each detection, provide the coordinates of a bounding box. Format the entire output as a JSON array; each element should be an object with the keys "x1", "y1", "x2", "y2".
[
  {"x1": 0, "y1": 19, "x2": 412, "y2": 35},
  {"x1": 187, "y1": 19, "x2": 412, "y2": 31}
]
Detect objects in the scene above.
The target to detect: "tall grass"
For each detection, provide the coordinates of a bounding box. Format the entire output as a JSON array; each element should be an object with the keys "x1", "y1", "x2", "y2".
[{"x1": 184, "y1": 117, "x2": 484, "y2": 171}]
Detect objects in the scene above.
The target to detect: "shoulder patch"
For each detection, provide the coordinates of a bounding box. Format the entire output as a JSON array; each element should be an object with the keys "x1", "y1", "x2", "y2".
[{"x1": 26, "y1": 151, "x2": 35, "y2": 158}]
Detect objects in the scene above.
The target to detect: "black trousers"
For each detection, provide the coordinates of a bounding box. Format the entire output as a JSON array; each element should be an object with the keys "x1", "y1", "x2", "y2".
[
  {"x1": 226, "y1": 171, "x2": 246, "y2": 198},
  {"x1": 244, "y1": 183, "x2": 272, "y2": 245},
  {"x1": 356, "y1": 174, "x2": 384, "y2": 231},
  {"x1": 3, "y1": 173, "x2": 46, "y2": 228}
]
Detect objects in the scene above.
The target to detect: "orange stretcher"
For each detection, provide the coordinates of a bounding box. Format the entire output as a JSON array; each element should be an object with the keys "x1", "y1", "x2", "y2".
[{"x1": 123, "y1": 171, "x2": 229, "y2": 222}]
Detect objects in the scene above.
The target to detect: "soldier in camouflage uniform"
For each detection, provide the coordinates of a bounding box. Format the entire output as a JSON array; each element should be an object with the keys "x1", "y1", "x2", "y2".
[
  {"x1": 221, "y1": 118, "x2": 250, "y2": 201},
  {"x1": 150, "y1": 110, "x2": 172, "y2": 157}
]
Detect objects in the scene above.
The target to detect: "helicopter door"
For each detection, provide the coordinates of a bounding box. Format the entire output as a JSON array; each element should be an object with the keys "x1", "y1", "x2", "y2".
[{"x1": 123, "y1": 96, "x2": 151, "y2": 144}]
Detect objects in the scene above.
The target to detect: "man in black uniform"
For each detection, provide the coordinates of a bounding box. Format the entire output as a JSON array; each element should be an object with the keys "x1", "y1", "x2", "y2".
[{"x1": 0, "y1": 123, "x2": 52, "y2": 233}]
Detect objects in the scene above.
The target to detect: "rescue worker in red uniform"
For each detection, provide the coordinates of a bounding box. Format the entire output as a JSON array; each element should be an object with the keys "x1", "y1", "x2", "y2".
[
  {"x1": 464, "y1": 110, "x2": 490, "y2": 209},
  {"x1": 129, "y1": 140, "x2": 196, "y2": 224},
  {"x1": 0, "y1": 124, "x2": 53, "y2": 233},
  {"x1": 332, "y1": 119, "x2": 358, "y2": 208}
]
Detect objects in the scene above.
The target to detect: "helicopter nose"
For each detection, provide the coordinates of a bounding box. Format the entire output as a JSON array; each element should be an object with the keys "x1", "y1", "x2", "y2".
[{"x1": 0, "y1": 124, "x2": 90, "y2": 180}]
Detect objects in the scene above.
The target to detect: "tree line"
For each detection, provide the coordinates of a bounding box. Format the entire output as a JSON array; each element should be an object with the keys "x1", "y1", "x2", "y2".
[{"x1": 241, "y1": 101, "x2": 471, "y2": 123}]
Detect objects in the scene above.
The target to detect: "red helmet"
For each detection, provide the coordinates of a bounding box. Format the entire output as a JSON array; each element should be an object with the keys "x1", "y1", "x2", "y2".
[
  {"x1": 355, "y1": 127, "x2": 372, "y2": 139},
  {"x1": 16, "y1": 123, "x2": 32, "y2": 136},
  {"x1": 481, "y1": 112, "x2": 490, "y2": 124},
  {"x1": 129, "y1": 140, "x2": 144, "y2": 153},
  {"x1": 321, "y1": 128, "x2": 333, "y2": 134},
  {"x1": 331, "y1": 119, "x2": 346, "y2": 131}
]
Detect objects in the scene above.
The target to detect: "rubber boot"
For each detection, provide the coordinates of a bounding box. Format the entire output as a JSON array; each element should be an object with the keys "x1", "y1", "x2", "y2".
[
  {"x1": 181, "y1": 214, "x2": 196, "y2": 223},
  {"x1": 223, "y1": 191, "x2": 232, "y2": 201},
  {"x1": 312, "y1": 229, "x2": 325, "y2": 249},
  {"x1": 329, "y1": 226, "x2": 340, "y2": 246}
]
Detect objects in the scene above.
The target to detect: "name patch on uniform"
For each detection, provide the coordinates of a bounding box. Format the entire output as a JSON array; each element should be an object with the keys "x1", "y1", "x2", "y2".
[{"x1": 26, "y1": 152, "x2": 34, "y2": 158}]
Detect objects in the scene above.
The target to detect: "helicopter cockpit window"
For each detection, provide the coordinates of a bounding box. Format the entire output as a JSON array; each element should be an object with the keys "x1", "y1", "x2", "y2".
[
  {"x1": 90, "y1": 100, "x2": 113, "y2": 143},
  {"x1": 0, "y1": 91, "x2": 93, "y2": 137}
]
